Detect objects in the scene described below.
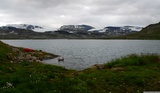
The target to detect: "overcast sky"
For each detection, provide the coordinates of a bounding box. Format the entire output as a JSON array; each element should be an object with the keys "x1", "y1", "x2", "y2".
[{"x1": 0, "y1": 0, "x2": 160, "y2": 28}]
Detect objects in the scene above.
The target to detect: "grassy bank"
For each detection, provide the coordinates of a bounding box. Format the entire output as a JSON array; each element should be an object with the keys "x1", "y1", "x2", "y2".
[{"x1": 0, "y1": 41, "x2": 160, "y2": 93}]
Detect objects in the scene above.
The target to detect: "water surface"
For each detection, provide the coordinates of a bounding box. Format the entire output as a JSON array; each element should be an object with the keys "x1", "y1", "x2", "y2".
[{"x1": 2, "y1": 40, "x2": 160, "y2": 70}]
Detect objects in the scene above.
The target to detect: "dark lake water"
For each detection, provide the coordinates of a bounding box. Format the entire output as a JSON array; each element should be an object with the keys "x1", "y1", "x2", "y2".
[{"x1": 2, "y1": 40, "x2": 160, "y2": 70}]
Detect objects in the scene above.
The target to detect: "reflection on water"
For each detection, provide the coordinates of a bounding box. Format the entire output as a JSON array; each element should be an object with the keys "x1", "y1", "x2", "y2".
[{"x1": 2, "y1": 39, "x2": 160, "y2": 70}]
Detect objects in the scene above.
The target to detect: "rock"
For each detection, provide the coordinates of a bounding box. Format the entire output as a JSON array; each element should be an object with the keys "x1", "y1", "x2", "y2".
[
  {"x1": 10, "y1": 61, "x2": 13, "y2": 63},
  {"x1": 32, "y1": 57, "x2": 37, "y2": 61},
  {"x1": 58, "y1": 57, "x2": 64, "y2": 62},
  {"x1": 7, "y1": 53, "x2": 14, "y2": 60},
  {"x1": 25, "y1": 54, "x2": 32, "y2": 60},
  {"x1": 12, "y1": 48, "x2": 22, "y2": 55},
  {"x1": 17, "y1": 56, "x2": 25, "y2": 60},
  {"x1": 44, "y1": 55, "x2": 53, "y2": 59},
  {"x1": 37, "y1": 52, "x2": 43, "y2": 55},
  {"x1": 91, "y1": 64, "x2": 105, "y2": 70},
  {"x1": 111, "y1": 67, "x2": 125, "y2": 71},
  {"x1": 36, "y1": 60, "x2": 41, "y2": 63},
  {"x1": 9, "y1": 47, "x2": 56, "y2": 63}
]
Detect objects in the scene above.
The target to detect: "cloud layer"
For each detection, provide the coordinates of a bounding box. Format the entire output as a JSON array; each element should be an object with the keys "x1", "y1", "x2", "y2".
[{"x1": 0, "y1": 0, "x2": 160, "y2": 28}]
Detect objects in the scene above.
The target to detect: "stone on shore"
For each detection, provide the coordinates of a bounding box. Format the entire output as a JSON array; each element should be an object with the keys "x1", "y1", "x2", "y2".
[{"x1": 7, "y1": 47, "x2": 57, "y2": 63}]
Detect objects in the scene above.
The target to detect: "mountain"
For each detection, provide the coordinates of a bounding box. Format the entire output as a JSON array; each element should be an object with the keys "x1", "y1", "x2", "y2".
[
  {"x1": 121, "y1": 26, "x2": 143, "y2": 31},
  {"x1": 0, "y1": 24, "x2": 58, "y2": 39},
  {"x1": 60, "y1": 24, "x2": 94, "y2": 32},
  {"x1": 0, "y1": 27, "x2": 44, "y2": 39},
  {"x1": 116, "y1": 22, "x2": 160, "y2": 39},
  {"x1": 89, "y1": 26, "x2": 143, "y2": 36},
  {"x1": 3, "y1": 24, "x2": 57, "y2": 32},
  {"x1": 4, "y1": 23, "x2": 159, "y2": 39},
  {"x1": 104, "y1": 26, "x2": 143, "y2": 32}
]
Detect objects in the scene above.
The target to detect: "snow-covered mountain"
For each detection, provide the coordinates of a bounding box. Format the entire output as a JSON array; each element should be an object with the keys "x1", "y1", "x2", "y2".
[
  {"x1": 5, "y1": 24, "x2": 57, "y2": 32},
  {"x1": 89, "y1": 26, "x2": 143, "y2": 32},
  {"x1": 120, "y1": 26, "x2": 143, "y2": 31},
  {"x1": 88, "y1": 26, "x2": 143, "y2": 36},
  {"x1": 60, "y1": 25, "x2": 94, "y2": 31}
]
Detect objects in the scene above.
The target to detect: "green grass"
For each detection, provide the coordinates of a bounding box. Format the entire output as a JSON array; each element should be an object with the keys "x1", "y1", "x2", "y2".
[
  {"x1": 80, "y1": 54, "x2": 160, "y2": 93},
  {"x1": 106, "y1": 54, "x2": 159, "y2": 68},
  {"x1": 0, "y1": 41, "x2": 16, "y2": 63},
  {"x1": 0, "y1": 41, "x2": 160, "y2": 93}
]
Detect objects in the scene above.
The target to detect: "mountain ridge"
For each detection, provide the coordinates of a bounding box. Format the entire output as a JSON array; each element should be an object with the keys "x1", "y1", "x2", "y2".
[
  {"x1": 1, "y1": 22, "x2": 160, "y2": 39},
  {"x1": 3, "y1": 24, "x2": 57, "y2": 32}
]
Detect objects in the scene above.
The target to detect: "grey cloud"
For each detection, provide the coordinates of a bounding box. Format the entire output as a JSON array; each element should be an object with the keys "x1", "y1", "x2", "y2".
[{"x1": 0, "y1": 0, "x2": 160, "y2": 28}]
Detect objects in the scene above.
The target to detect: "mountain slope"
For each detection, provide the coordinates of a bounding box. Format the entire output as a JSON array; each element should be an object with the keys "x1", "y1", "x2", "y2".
[{"x1": 117, "y1": 22, "x2": 160, "y2": 39}]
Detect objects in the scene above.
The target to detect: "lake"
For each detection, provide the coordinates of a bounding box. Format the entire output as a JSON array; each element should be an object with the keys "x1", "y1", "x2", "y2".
[{"x1": 2, "y1": 40, "x2": 160, "y2": 70}]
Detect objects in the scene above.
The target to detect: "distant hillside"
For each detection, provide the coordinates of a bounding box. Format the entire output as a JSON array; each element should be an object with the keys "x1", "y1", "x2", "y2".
[{"x1": 117, "y1": 22, "x2": 160, "y2": 39}]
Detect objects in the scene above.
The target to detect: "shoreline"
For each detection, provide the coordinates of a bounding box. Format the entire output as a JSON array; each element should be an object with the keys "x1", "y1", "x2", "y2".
[{"x1": 4, "y1": 42, "x2": 58, "y2": 64}]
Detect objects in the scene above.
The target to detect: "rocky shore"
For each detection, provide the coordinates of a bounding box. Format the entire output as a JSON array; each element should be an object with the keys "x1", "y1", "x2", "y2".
[{"x1": 7, "y1": 46, "x2": 58, "y2": 63}]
